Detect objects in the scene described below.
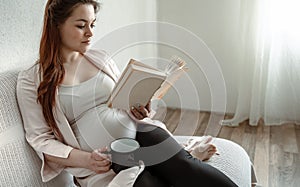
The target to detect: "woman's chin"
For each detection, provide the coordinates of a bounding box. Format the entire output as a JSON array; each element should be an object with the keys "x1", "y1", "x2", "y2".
[{"x1": 79, "y1": 46, "x2": 91, "y2": 53}]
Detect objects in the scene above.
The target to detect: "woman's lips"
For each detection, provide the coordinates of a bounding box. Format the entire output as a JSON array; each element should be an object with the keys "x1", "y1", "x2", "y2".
[{"x1": 82, "y1": 40, "x2": 91, "y2": 44}]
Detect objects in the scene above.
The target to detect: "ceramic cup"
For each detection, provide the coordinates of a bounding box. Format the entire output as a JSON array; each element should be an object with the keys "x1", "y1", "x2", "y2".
[{"x1": 107, "y1": 138, "x2": 140, "y2": 173}]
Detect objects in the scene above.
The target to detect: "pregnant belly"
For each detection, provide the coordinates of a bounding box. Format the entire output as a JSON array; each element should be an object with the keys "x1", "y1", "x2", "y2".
[{"x1": 75, "y1": 105, "x2": 137, "y2": 150}]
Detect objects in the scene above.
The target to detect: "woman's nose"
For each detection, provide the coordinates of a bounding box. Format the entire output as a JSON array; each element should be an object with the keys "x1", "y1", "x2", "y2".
[{"x1": 85, "y1": 27, "x2": 93, "y2": 37}]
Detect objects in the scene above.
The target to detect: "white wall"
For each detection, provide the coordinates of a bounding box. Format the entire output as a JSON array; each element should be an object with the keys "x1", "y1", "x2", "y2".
[
  {"x1": 91, "y1": 0, "x2": 158, "y2": 71},
  {"x1": 156, "y1": 0, "x2": 241, "y2": 113},
  {"x1": 0, "y1": 0, "x2": 45, "y2": 72},
  {"x1": 1, "y1": 0, "x2": 239, "y2": 113},
  {"x1": 0, "y1": 0, "x2": 157, "y2": 73}
]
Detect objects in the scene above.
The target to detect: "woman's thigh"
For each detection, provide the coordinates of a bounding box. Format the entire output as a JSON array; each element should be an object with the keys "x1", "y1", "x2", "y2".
[{"x1": 133, "y1": 170, "x2": 169, "y2": 187}]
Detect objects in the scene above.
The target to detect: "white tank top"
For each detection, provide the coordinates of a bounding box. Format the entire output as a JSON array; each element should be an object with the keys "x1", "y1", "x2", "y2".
[{"x1": 58, "y1": 71, "x2": 136, "y2": 152}]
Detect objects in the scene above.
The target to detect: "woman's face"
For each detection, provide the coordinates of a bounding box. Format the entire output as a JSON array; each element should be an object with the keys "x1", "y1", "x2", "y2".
[{"x1": 59, "y1": 4, "x2": 96, "y2": 54}]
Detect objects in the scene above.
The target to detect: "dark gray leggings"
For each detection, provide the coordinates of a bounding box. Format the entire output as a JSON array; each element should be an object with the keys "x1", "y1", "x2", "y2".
[{"x1": 133, "y1": 124, "x2": 238, "y2": 187}]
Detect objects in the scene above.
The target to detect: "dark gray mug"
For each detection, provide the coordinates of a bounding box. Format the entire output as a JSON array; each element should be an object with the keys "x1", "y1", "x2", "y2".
[{"x1": 106, "y1": 138, "x2": 140, "y2": 173}]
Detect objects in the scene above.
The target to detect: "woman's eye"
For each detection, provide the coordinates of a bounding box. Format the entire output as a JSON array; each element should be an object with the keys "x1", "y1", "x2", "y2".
[
  {"x1": 76, "y1": 25, "x2": 85, "y2": 29},
  {"x1": 91, "y1": 24, "x2": 96, "y2": 28}
]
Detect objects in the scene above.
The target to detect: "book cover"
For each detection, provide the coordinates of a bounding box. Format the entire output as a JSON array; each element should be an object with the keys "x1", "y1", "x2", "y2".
[{"x1": 108, "y1": 57, "x2": 187, "y2": 110}]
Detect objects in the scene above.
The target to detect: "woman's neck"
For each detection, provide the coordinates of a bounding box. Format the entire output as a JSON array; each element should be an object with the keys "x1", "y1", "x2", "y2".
[{"x1": 61, "y1": 48, "x2": 82, "y2": 65}]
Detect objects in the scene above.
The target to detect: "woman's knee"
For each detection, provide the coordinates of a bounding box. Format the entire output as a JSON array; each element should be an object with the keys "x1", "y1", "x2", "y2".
[
  {"x1": 135, "y1": 123, "x2": 183, "y2": 167},
  {"x1": 136, "y1": 123, "x2": 171, "y2": 146}
]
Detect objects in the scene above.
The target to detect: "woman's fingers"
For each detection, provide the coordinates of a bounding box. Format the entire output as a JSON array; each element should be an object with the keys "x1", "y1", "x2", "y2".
[
  {"x1": 93, "y1": 162, "x2": 111, "y2": 174},
  {"x1": 130, "y1": 104, "x2": 149, "y2": 120},
  {"x1": 137, "y1": 105, "x2": 149, "y2": 117},
  {"x1": 94, "y1": 160, "x2": 111, "y2": 174},
  {"x1": 92, "y1": 148, "x2": 110, "y2": 161},
  {"x1": 90, "y1": 148, "x2": 112, "y2": 173},
  {"x1": 131, "y1": 107, "x2": 144, "y2": 119},
  {"x1": 145, "y1": 102, "x2": 151, "y2": 112}
]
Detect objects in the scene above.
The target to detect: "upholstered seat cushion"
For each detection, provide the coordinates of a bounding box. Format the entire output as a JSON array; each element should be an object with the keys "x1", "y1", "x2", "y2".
[{"x1": 175, "y1": 136, "x2": 257, "y2": 187}]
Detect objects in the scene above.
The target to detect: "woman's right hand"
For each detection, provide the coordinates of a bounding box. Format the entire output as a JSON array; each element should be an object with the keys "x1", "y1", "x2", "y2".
[
  {"x1": 130, "y1": 103, "x2": 151, "y2": 120},
  {"x1": 88, "y1": 147, "x2": 111, "y2": 174}
]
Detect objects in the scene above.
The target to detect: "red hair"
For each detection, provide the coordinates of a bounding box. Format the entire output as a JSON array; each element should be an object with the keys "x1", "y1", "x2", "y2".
[{"x1": 37, "y1": 0, "x2": 100, "y2": 139}]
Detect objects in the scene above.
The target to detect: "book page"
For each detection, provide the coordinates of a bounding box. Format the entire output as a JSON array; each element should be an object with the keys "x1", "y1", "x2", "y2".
[
  {"x1": 152, "y1": 68, "x2": 187, "y2": 99},
  {"x1": 153, "y1": 57, "x2": 188, "y2": 99}
]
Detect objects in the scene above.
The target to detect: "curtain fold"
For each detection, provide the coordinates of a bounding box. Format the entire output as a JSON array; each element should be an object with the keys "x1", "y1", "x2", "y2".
[{"x1": 222, "y1": 0, "x2": 300, "y2": 126}]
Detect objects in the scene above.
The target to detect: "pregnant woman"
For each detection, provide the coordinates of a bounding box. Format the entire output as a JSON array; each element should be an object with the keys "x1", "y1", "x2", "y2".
[{"x1": 17, "y1": 0, "x2": 237, "y2": 186}]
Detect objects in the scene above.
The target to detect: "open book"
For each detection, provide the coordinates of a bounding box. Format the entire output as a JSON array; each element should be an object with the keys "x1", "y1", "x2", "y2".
[{"x1": 107, "y1": 56, "x2": 188, "y2": 110}]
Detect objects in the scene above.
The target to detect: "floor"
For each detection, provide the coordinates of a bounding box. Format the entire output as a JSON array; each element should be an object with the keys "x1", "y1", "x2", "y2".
[{"x1": 152, "y1": 107, "x2": 300, "y2": 187}]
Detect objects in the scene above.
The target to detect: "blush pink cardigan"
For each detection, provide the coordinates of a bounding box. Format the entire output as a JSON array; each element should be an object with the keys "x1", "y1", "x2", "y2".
[{"x1": 16, "y1": 49, "x2": 120, "y2": 182}]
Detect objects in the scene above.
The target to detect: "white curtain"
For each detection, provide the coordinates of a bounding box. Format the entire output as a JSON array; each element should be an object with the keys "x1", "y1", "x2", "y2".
[{"x1": 222, "y1": 0, "x2": 300, "y2": 126}]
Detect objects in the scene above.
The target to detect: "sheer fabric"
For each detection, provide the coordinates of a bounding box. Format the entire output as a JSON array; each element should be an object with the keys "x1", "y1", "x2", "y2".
[{"x1": 222, "y1": 0, "x2": 300, "y2": 126}]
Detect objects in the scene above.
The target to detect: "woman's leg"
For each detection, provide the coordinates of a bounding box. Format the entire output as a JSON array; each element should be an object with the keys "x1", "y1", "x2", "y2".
[
  {"x1": 135, "y1": 123, "x2": 238, "y2": 187},
  {"x1": 133, "y1": 170, "x2": 169, "y2": 187}
]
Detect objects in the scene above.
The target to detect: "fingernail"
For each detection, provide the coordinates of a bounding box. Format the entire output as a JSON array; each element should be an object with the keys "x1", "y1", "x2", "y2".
[{"x1": 135, "y1": 103, "x2": 140, "y2": 108}]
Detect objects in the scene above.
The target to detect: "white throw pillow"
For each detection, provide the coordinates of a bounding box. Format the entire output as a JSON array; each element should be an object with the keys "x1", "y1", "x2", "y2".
[{"x1": 107, "y1": 161, "x2": 145, "y2": 187}]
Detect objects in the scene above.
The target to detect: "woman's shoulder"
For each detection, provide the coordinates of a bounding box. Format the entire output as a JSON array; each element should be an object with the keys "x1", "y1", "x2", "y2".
[
  {"x1": 84, "y1": 48, "x2": 116, "y2": 66},
  {"x1": 84, "y1": 48, "x2": 110, "y2": 59},
  {"x1": 18, "y1": 63, "x2": 40, "y2": 84},
  {"x1": 84, "y1": 48, "x2": 120, "y2": 81}
]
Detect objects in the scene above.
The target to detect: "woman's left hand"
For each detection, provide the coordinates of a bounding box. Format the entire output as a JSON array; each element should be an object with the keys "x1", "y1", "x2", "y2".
[{"x1": 130, "y1": 102, "x2": 151, "y2": 120}]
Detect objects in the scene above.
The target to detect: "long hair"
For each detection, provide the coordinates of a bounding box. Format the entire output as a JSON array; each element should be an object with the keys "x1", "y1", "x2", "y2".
[{"x1": 37, "y1": 0, "x2": 100, "y2": 139}]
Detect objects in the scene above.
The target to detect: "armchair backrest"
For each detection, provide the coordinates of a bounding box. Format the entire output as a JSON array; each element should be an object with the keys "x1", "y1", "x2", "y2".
[{"x1": 0, "y1": 70, "x2": 74, "y2": 187}]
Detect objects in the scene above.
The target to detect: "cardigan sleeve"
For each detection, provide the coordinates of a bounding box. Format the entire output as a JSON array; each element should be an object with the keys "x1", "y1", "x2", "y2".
[{"x1": 16, "y1": 65, "x2": 74, "y2": 182}]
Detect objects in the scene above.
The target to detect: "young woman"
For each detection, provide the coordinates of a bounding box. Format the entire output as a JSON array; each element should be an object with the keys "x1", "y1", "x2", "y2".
[{"x1": 17, "y1": 0, "x2": 237, "y2": 186}]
